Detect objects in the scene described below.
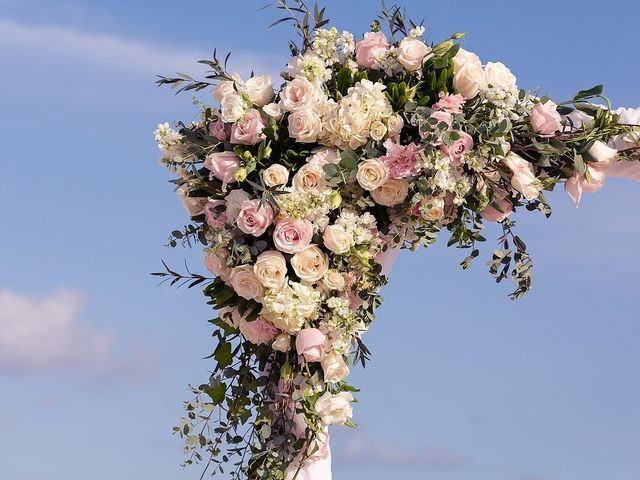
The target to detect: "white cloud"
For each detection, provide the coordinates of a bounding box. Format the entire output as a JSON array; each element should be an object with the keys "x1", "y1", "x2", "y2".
[
  {"x1": 0, "y1": 288, "x2": 155, "y2": 381},
  {"x1": 0, "y1": 17, "x2": 275, "y2": 77},
  {"x1": 333, "y1": 430, "x2": 465, "y2": 469}
]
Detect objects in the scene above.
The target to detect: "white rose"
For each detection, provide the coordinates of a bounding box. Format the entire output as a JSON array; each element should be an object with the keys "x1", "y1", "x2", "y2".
[
  {"x1": 356, "y1": 158, "x2": 389, "y2": 191},
  {"x1": 503, "y1": 152, "x2": 543, "y2": 200},
  {"x1": 369, "y1": 120, "x2": 388, "y2": 142},
  {"x1": 452, "y1": 48, "x2": 482, "y2": 71},
  {"x1": 241, "y1": 74, "x2": 274, "y2": 107},
  {"x1": 253, "y1": 250, "x2": 288, "y2": 289},
  {"x1": 371, "y1": 178, "x2": 409, "y2": 206},
  {"x1": 224, "y1": 189, "x2": 251, "y2": 220},
  {"x1": 280, "y1": 77, "x2": 323, "y2": 112},
  {"x1": 288, "y1": 107, "x2": 322, "y2": 143},
  {"x1": 321, "y1": 352, "x2": 350, "y2": 383},
  {"x1": 213, "y1": 73, "x2": 243, "y2": 102},
  {"x1": 396, "y1": 38, "x2": 432, "y2": 72},
  {"x1": 315, "y1": 391, "x2": 354, "y2": 426},
  {"x1": 292, "y1": 164, "x2": 327, "y2": 193},
  {"x1": 272, "y1": 333, "x2": 291, "y2": 352},
  {"x1": 220, "y1": 93, "x2": 247, "y2": 123},
  {"x1": 291, "y1": 245, "x2": 329, "y2": 284},
  {"x1": 321, "y1": 269, "x2": 346, "y2": 291},
  {"x1": 587, "y1": 140, "x2": 618, "y2": 165},
  {"x1": 422, "y1": 196, "x2": 445, "y2": 221},
  {"x1": 262, "y1": 164, "x2": 289, "y2": 187},
  {"x1": 453, "y1": 63, "x2": 486, "y2": 99},
  {"x1": 484, "y1": 62, "x2": 517, "y2": 90},
  {"x1": 263, "y1": 102, "x2": 284, "y2": 120},
  {"x1": 230, "y1": 264, "x2": 265, "y2": 301},
  {"x1": 322, "y1": 225, "x2": 352, "y2": 254},
  {"x1": 386, "y1": 114, "x2": 404, "y2": 138}
]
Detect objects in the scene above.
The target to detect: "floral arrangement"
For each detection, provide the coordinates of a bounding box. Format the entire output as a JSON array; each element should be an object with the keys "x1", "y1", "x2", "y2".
[{"x1": 153, "y1": 2, "x2": 640, "y2": 479}]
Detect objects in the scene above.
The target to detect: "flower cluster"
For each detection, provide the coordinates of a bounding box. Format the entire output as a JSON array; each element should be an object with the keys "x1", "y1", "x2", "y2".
[{"x1": 155, "y1": 3, "x2": 640, "y2": 479}]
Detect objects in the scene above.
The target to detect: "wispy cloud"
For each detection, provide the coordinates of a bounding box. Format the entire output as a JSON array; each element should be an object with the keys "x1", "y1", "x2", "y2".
[
  {"x1": 333, "y1": 430, "x2": 465, "y2": 469},
  {"x1": 0, "y1": 288, "x2": 156, "y2": 382},
  {"x1": 0, "y1": 17, "x2": 276, "y2": 77}
]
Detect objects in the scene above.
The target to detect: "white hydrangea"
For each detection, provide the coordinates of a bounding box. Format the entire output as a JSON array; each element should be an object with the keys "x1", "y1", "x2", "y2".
[
  {"x1": 261, "y1": 281, "x2": 321, "y2": 334},
  {"x1": 320, "y1": 79, "x2": 394, "y2": 149}
]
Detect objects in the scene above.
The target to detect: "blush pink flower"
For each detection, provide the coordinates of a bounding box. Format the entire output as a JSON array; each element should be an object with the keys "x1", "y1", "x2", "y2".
[
  {"x1": 272, "y1": 218, "x2": 313, "y2": 254},
  {"x1": 204, "y1": 151, "x2": 240, "y2": 185},
  {"x1": 432, "y1": 92, "x2": 466, "y2": 114},
  {"x1": 230, "y1": 109, "x2": 267, "y2": 145},
  {"x1": 440, "y1": 131, "x2": 474, "y2": 165},
  {"x1": 210, "y1": 119, "x2": 228, "y2": 141},
  {"x1": 203, "y1": 200, "x2": 228, "y2": 228},
  {"x1": 204, "y1": 251, "x2": 231, "y2": 284},
  {"x1": 529, "y1": 101, "x2": 562, "y2": 136},
  {"x1": 380, "y1": 140, "x2": 421, "y2": 179},
  {"x1": 480, "y1": 190, "x2": 513, "y2": 222},
  {"x1": 355, "y1": 31, "x2": 389, "y2": 68},
  {"x1": 237, "y1": 199, "x2": 275, "y2": 236},
  {"x1": 239, "y1": 318, "x2": 279, "y2": 345},
  {"x1": 295, "y1": 328, "x2": 327, "y2": 362}
]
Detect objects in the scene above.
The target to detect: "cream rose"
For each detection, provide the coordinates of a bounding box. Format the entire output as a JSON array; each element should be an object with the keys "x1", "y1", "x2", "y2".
[
  {"x1": 484, "y1": 62, "x2": 517, "y2": 90},
  {"x1": 307, "y1": 148, "x2": 340, "y2": 168},
  {"x1": 322, "y1": 224, "x2": 352, "y2": 254},
  {"x1": 262, "y1": 164, "x2": 289, "y2": 188},
  {"x1": 321, "y1": 352, "x2": 350, "y2": 383},
  {"x1": 453, "y1": 63, "x2": 486, "y2": 99},
  {"x1": 292, "y1": 164, "x2": 327, "y2": 193},
  {"x1": 503, "y1": 152, "x2": 543, "y2": 200},
  {"x1": 280, "y1": 77, "x2": 323, "y2": 112},
  {"x1": 291, "y1": 245, "x2": 329, "y2": 284},
  {"x1": 220, "y1": 93, "x2": 247, "y2": 123},
  {"x1": 273, "y1": 218, "x2": 314, "y2": 254},
  {"x1": 452, "y1": 48, "x2": 482, "y2": 71},
  {"x1": 315, "y1": 391, "x2": 354, "y2": 426},
  {"x1": 241, "y1": 74, "x2": 274, "y2": 107},
  {"x1": 230, "y1": 264, "x2": 265, "y2": 301},
  {"x1": 253, "y1": 250, "x2": 288, "y2": 289},
  {"x1": 369, "y1": 120, "x2": 388, "y2": 142},
  {"x1": 213, "y1": 73, "x2": 243, "y2": 102},
  {"x1": 371, "y1": 178, "x2": 409, "y2": 206},
  {"x1": 321, "y1": 269, "x2": 346, "y2": 291},
  {"x1": 386, "y1": 114, "x2": 404, "y2": 138},
  {"x1": 397, "y1": 38, "x2": 432, "y2": 72},
  {"x1": 356, "y1": 158, "x2": 390, "y2": 191},
  {"x1": 262, "y1": 102, "x2": 284, "y2": 120},
  {"x1": 288, "y1": 107, "x2": 322, "y2": 143}
]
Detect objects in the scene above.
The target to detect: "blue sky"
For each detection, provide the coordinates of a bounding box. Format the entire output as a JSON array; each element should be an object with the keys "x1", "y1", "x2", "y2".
[{"x1": 0, "y1": 1, "x2": 639, "y2": 479}]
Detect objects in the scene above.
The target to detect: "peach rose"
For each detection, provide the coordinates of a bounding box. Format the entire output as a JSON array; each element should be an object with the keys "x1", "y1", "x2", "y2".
[
  {"x1": 262, "y1": 164, "x2": 289, "y2": 188},
  {"x1": 291, "y1": 245, "x2": 329, "y2": 284},
  {"x1": 322, "y1": 224, "x2": 352, "y2": 254},
  {"x1": 295, "y1": 328, "x2": 327, "y2": 362},
  {"x1": 253, "y1": 250, "x2": 288, "y2": 289},
  {"x1": 239, "y1": 318, "x2": 279, "y2": 345},
  {"x1": 230, "y1": 264, "x2": 264, "y2": 301},
  {"x1": 203, "y1": 200, "x2": 228, "y2": 228},
  {"x1": 288, "y1": 107, "x2": 322, "y2": 143},
  {"x1": 307, "y1": 148, "x2": 340, "y2": 168},
  {"x1": 272, "y1": 332, "x2": 292, "y2": 352},
  {"x1": 321, "y1": 351, "x2": 350, "y2": 383},
  {"x1": 224, "y1": 189, "x2": 251, "y2": 220},
  {"x1": 356, "y1": 158, "x2": 390, "y2": 191},
  {"x1": 204, "y1": 251, "x2": 231, "y2": 284},
  {"x1": 371, "y1": 178, "x2": 409, "y2": 206},
  {"x1": 280, "y1": 77, "x2": 323, "y2": 112},
  {"x1": 292, "y1": 164, "x2": 327, "y2": 193},
  {"x1": 273, "y1": 218, "x2": 314, "y2": 254}
]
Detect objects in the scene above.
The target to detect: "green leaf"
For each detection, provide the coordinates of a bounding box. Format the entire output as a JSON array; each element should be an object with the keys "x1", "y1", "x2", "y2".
[
  {"x1": 573, "y1": 84, "x2": 603, "y2": 101},
  {"x1": 336, "y1": 66, "x2": 353, "y2": 95},
  {"x1": 214, "y1": 341, "x2": 233, "y2": 369}
]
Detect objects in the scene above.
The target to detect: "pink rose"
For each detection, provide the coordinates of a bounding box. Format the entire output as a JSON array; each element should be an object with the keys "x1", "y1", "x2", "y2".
[
  {"x1": 204, "y1": 251, "x2": 231, "y2": 284},
  {"x1": 480, "y1": 191, "x2": 513, "y2": 222},
  {"x1": 355, "y1": 31, "x2": 389, "y2": 68},
  {"x1": 432, "y1": 92, "x2": 466, "y2": 114},
  {"x1": 380, "y1": 140, "x2": 420, "y2": 179},
  {"x1": 239, "y1": 318, "x2": 279, "y2": 345},
  {"x1": 440, "y1": 131, "x2": 473, "y2": 165},
  {"x1": 203, "y1": 200, "x2": 228, "y2": 228},
  {"x1": 422, "y1": 111, "x2": 452, "y2": 140},
  {"x1": 272, "y1": 218, "x2": 313, "y2": 254},
  {"x1": 210, "y1": 119, "x2": 228, "y2": 141},
  {"x1": 204, "y1": 151, "x2": 240, "y2": 185},
  {"x1": 530, "y1": 101, "x2": 562, "y2": 136},
  {"x1": 295, "y1": 328, "x2": 327, "y2": 362},
  {"x1": 230, "y1": 109, "x2": 267, "y2": 145},
  {"x1": 237, "y1": 199, "x2": 275, "y2": 236}
]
